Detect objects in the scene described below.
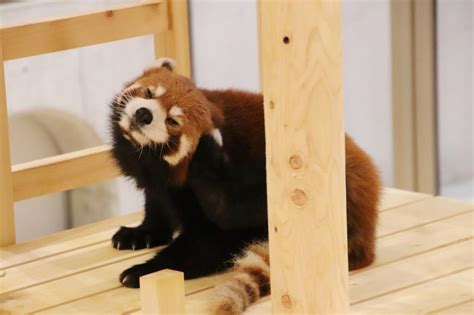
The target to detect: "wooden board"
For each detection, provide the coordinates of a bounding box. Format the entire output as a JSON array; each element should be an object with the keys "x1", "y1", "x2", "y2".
[
  {"x1": 1, "y1": 190, "x2": 472, "y2": 314},
  {"x1": 12, "y1": 145, "x2": 121, "y2": 201},
  {"x1": 259, "y1": 0, "x2": 348, "y2": 313},
  {"x1": 0, "y1": 31, "x2": 15, "y2": 246},
  {"x1": 1, "y1": 1, "x2": 167, "y2": 60}
]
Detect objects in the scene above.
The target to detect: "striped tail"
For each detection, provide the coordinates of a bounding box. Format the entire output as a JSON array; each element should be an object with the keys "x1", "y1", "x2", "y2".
[{"x1": 210, "y1": 241, "x2": 271, "y2": 315}]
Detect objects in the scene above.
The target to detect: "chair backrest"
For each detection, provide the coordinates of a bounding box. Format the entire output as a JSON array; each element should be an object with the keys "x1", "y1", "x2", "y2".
[{"x1": 0, "y1": 0, "x2": 191, "y2": 246}]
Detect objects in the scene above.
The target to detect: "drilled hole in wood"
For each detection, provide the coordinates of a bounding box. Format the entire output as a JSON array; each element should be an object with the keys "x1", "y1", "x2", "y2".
[{"x1": 283, "y1": 36, "x2": 290, "y2": 44}]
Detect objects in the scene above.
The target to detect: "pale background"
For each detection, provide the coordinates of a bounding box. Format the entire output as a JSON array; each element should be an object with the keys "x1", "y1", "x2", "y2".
[{"x1": 0, "y1": 0, "x2": 471, "y2": 241}]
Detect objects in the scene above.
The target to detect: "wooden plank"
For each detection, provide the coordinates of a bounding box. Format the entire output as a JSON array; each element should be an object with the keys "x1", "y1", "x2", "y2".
[
  {"x1": 374, "y1": 212, "x2": 473, "y2": 268},
  {"x1": 377, "y1": 196, "x2": 473, "y2": 237},
  {"x1": 0, "y1": 212, "x2": 141, "y2": 269},
  {"x1": 413, "y1": 0, "x2": 438, "y2": 194},
  {"x1": 1, "y1": 1, "x2": 167, "y2": 60},
  {"x1": 0, "y1": 32, "x2": 15, "y2": 246},
  {"x1": 154, "y1": 0, "x2": 191, "y2": 77},
  {"x1": 430, "y1": 300, "x2": 474, "y2": 314},
  {"x1": 12, "y1": 145, "x2": 121, "y2": 201},
  {"x1": 140, "y1": 270, "x2": 184, "y2": 314},
  {"x1": 33, "y1": 273, "x2": 230, "y2": 314},
  {"x1": 350, "y1": 239, "x2": 473, "y2": 304},
  {"x1": 391, "y1": 0, "x2": 416, "y2": 191},
  {"x1": 380, "y1": 188, "x2": 432, "y2": 211},
  {"x1": 0, "y1": 242, "x2": 156, "y2": 294},
  {"x1": 259, "y1": 0, "x2": 348, "y2": 313},
  {"x1": 248, "y1": 269, "x2": 474, "y2": 314},
  {"x1": 0, "y1": 253, "x2": 155, "y2": 314},
  {"x1": 351, "y1": 269, "x2": 474, "y2": 313}
]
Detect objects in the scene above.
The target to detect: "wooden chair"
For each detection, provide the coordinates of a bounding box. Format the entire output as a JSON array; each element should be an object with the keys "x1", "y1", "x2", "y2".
[{"x1": 1, "y1": 1, "x2": 472, "y2": 314}]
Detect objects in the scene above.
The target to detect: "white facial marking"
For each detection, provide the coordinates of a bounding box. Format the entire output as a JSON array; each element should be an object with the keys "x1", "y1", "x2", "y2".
[
  {"x1": 117, "y1": 83, "x2": 141, "y2": 103},
  {"x1": 155, "y1": 85, "x2": 166, "y2": 97},
  {"x1": 210, "y1": 128, "x2": 223, "y2": 147},
  {"x1": 164, "y1": 135, "x2": 192, "y2": 166},
  {"x1": 120, "y1": 97, "x2": 169, "y2": 145},
  {"x1": 169, "y1": 106, "x2": 184, "y2": 117},
  {"x1": 118, "y1": 116, "x2": 130, "y2": 131}
]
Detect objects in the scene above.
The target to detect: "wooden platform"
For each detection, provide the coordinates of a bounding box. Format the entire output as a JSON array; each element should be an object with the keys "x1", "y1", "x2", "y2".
[{"x1": 1, "y1": 189, "x2": 472, "y2": 314}]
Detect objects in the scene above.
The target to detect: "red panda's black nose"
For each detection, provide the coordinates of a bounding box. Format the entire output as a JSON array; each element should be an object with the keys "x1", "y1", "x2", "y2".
[{"x1": 135, "y1": 108, "x2": 153, "y2": 125}]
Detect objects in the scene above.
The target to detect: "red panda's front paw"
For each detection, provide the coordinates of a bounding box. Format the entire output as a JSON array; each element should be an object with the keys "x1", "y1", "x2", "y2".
[{"x1": 111, "y1": 226, "x2": 172, "y2": 251}]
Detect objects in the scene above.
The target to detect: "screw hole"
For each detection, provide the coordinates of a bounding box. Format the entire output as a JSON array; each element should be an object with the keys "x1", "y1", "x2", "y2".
[{"x1": 283, "y1": 36, "x2": 290, "y2": 44}]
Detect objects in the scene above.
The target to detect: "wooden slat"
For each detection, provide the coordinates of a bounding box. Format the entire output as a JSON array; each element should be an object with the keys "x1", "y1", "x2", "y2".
[
  {"x1": 380, "y1": 188, "x2": 432, "y2": 211},
  {"x1": 377, "y1": 196, "x2": 473, "y2": 237},
  {"x1": 0, "y1": 212, "x2": 141, "y2": 269},
  {"x1": 154, "y1": 0, "x2": 191, "y2": 77},
  {"x1": 431, "y1": 300, "x2": 474, "y2": 314},
  {"x1": 259, "y1": 0, "x2": 348, "y2": 313},
  {"x1": 0, "y1": 31, "x2": 15, "y2": 246},
  {"x1": 351, "y1": 269, "x2": 473, "y2": 313},
  {"x1": 350, "y1": 239, "x2": 473, "y2": 304},
  {"x1": 0, "y1": 242, "x2": 155, "y2": 294},
  {"x1": 140, "y1": 270, "x2": 185, "y2": 314},
  {"x1": 12, "y1": 145, "x2": 121, "y2": 201},
  {"x1": 1, "y1": 1, "x2": 167, "y2": 60}
]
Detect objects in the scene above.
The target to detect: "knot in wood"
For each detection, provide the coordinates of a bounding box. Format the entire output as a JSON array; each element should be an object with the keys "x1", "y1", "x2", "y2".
[
  {"x1": 105, "y1": 10, "x2": 114, "y2": 18},
  {"x1": 289, "y1": 155, "x2": 303, "y2": 170},
  {"x1": 291, "y1": 189, "x2": 307, "y2": 206},
  {"x1": 269, "y1": 100, "x2": 275, "y2": 109},
  {"x1": 281, "y1": 294, "x2": 292, "y2": 309}
]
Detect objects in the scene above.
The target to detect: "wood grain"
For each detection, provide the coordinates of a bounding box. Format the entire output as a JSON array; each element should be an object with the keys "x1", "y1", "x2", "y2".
[
  {"x1": 12, "y1": 145, "x2": 121, "y2": 201},
  {"x1": 1, "y1": 1, "x2": 167, "y2": 60},
  {"x1": 259, "y1": 0, "x2": 348, "y2": 313},
  {"x1": 140, "y1": 269, "x2": 185, "y2": 314},
  {"x1": 0, "y1": 34, "x2": 16, "y2": 246},
  {"x1": 154, "y1": 0, "x2": 191, "y2": 77}
]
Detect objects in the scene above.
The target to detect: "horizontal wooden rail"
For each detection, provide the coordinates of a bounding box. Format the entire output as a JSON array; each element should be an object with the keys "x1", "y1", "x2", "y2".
[
  {"x1": 1, "y1": 0, "x2": 167, "y2": 60},
  {"x1": 12, "y1": 145, "x2": 120, "y2": 201}
]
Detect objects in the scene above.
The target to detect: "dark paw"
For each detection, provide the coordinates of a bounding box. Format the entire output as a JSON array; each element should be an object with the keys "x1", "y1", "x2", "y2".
[
  {"x1": 111, "y1": 226, "x2": 171, "y2": 250},
  {"x1": 190, "y1": 134, "x2": 229, "y2": 175},
  {"x1": 119, "y1": 263, "x2": 153, "y2": 288}
]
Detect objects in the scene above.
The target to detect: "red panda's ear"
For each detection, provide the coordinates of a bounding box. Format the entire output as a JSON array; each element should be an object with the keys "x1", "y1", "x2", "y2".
[{"x1": 148, "y1": 57, "x2": 176, "y2": 71}]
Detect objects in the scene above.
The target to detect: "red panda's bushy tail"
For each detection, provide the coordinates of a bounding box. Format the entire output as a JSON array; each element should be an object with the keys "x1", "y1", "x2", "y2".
[{"x1": 209, "y1": 241, "x2": 270, "y2": 315}]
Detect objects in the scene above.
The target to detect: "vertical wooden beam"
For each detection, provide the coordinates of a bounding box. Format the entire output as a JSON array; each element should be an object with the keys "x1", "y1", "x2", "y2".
[
  {"x1": 413, "y1": 0, "x2": 438, "y2": 194},
  {"x1": 154, "y1": 0, "x2": 191, "y2": 77},
  {"x1": 391, "y1": 0, "x2": 438, "y2": 194},
  {"x1": 0, "y1": 35, "x2": 16, "y2": 246},
  {"x1": 140, "y1": 269, "x2": 185, "y2": 314},
  {"x1": 259, "y1": 0, "x2": 348, "y2": 314},
  {"x1": 391, "y1": 0, "x2": 417, "y2": 192}
]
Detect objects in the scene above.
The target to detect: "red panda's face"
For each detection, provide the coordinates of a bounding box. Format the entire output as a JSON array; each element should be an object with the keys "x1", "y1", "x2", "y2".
[{"x1": 113, "y1": 58, "x2": 214, "y2": 165}]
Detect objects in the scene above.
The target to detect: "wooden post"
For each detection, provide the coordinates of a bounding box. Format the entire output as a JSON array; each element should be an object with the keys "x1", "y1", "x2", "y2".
[
  {"x1": 259, "y1": 0, "x2": 348, "y2": 314},
  {"x1": 140, "y1": 269, "x2": 185, "y2": 314},
  {"x1": 0, "y1": 35, "x2": 16, "y2": 246},
  {"x1": 391, "y1": 0, "x2": 438, "y2": 194},
  {"x1": 154, "y1": 0, "x2": 191, "y2": 77}
]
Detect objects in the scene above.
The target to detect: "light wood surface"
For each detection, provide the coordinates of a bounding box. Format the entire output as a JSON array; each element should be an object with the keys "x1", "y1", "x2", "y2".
[
  {"x1": 391, "y1": 0, "x2": 438, "y2": 194},
  {"x1": 1, "y1": 190, "x2": 472, "y2": 314},
  {"x1": 154, "y1": 0, "x2": 191, "y2": 77},
  {"x1": 259, "y1": 0, "x2": 348, "y2": 313},
  {"x1": 140, "y1": 269, "x2": 185, "y2": 314},
  {"x1": 0, "y1": 34, "x2": 15, "y2": 246},
  {"x1": 11, "y1": 145, "x2": 121, "y2": 201},
  {"x1": 1, "y1": 0, "x2": 167, "y2": 60}
]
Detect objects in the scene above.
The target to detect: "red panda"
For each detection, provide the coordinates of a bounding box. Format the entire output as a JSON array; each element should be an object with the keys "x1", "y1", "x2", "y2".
[{"x1": 109, "y1": 58, "x2": 381, "y2": 313}]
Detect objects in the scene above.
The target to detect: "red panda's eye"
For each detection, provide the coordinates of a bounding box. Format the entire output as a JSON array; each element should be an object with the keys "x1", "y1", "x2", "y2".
[
  {"x1": 145, "y1": 88, "x2": 153, "y2": 99},
  {"x1": 165, "y1": 117, "x2": 179, "y2": 126}
]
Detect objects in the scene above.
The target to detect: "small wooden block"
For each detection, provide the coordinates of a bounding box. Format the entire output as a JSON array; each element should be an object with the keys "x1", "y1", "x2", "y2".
[{"x1": 140, "y1": 269, "x2": 185, "y2": 314}]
